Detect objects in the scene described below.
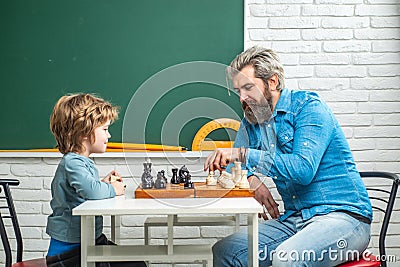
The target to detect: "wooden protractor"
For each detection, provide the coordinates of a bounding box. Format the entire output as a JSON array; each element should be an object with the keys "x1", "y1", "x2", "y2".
[{"x1": 191, "y1": 118, "x2": 240, "y2": 151}]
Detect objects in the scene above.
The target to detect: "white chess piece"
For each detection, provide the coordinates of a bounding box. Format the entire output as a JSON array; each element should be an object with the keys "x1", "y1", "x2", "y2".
[
  {"x1": 218, "y1": 171, "x2": 235, "y2": 189},
  {"x1": 206, "y1": 171, "x2": 217, "y2": 186},
  {"x1": 233, "y1": 161, "x2": 242, "y2": 187},
  {"x1": 238, "y1": 170, "x2": 250, "y2": 189}
]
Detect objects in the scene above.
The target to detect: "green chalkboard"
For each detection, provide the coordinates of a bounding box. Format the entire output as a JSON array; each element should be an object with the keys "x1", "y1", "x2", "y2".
[{"x1": 0, "y1": 0, "x2": 244, "y2": 150}]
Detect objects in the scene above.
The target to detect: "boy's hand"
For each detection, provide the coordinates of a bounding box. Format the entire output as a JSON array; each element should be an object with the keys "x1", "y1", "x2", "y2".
[
  {"x1": 111, "y1": 180, "x2": 126, "y2": 196},
  {"x1": 103, "y1": 170, "x2": 122, "y2": 183}
]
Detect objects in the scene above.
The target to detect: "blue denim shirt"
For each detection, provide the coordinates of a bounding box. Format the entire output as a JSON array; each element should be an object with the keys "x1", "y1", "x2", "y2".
[{"x1": 234, "y1": 89, "x2": 372, "y2": 222}]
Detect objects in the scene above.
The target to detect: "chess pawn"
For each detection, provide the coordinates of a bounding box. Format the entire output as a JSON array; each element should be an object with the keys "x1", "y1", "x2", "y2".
[
  {"x1": 206, "y1": 171, "x2": 217, "y2": 186},
  {"x1": 184, "y1": 174, "x2": 194, "y2": 189},
  {"x1": 233, "y1": 161, "x2": 242, "y2": 186},
  {"x1": 238, "y1": 170, "x2": 250, "y2": 189},
  {"x1": 154, "y1": 171, "x2": 166, "y2": 189},
  {"x1": 170, "y1": 168, "x2": 179, "y2": 184},
  {"x1": 160, "y1": 170, "x2": 168, "y2": 184}
]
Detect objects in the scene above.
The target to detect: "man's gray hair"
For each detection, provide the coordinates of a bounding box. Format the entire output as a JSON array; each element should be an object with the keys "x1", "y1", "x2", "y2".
[{"x1": 228, "y1": 46, "x2": 285, "y2": 91}]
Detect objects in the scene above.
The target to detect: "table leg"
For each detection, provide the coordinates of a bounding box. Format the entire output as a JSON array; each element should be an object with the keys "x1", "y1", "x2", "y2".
[
  {"x1": 111, "y1": 215, "x2": 121, "y2": 243},
  {"x1": 248, "y1": 213, "x2": 258, "y2": 267},
  {"x1": 167, "y1": 214, "x2": 174, "y2": 255},
  {"x1": 81, "y1": 215, "x2": 95, "y2": 267}
]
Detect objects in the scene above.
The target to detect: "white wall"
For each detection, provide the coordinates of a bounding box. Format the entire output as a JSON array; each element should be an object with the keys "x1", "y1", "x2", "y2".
[{"x1": 245, "y1": 0, "x2": 400, "y2": 173}]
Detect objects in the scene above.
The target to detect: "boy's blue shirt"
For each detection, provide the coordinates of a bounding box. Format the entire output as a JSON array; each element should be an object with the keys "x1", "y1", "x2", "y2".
[
  {"x1": 46, "y1": 152, "x2": 116, "y2": 244},
  {"x1": 233, "y1": 88, "x2": 372, "y2": 221}
]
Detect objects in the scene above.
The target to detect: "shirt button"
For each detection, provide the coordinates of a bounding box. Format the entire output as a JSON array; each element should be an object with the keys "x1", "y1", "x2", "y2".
[
  {"x1": 270, "y1": 144, "x2": 275, "y2": 148},
  {"x1": 284, "y1": 136, "x2": 288, "y2": 140},
  {"x1": 292, "y1": 195, "x2": 296, "y2": 199},
  {"x1": 267, "y1": 124, "x2": 271, "y2": 128},
  {"x1": 303, "y1": 142, "x2": 308, "y2": 146},
  {"x1": 253, "y1": 167, "x2": 256, "y2": 171},
  {"x1": 274, "y1": 176, "x2": 277, "y2": 179}
]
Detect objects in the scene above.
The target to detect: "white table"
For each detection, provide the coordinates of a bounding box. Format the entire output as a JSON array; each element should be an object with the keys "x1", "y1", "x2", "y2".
[{"x1": 73, "y1": 196, "x2": 262, "y2": 267}]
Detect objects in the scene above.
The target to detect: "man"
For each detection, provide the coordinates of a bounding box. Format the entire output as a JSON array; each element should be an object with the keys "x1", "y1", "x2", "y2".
[{"x1": 204, "y1": 46, "x2": 372, "y2": 266}]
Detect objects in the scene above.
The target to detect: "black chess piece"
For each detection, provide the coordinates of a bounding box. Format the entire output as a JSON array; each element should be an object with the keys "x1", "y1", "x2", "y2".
[
  {"x1": 141, "y1": 162, "x2": 154, "y2": 189},
  {"x1": 184, "y1": 174, "x2": 194, "y2": 189},
  {"x1": 178, "y1": 165, "x2": 189, "y2": 184},
  {"x1": 154, "y1": 171, "x2": 166, "y2": 189},
  {"x1": 170, "y1": 168, "x2": 180, "y2": 184},
  {"x1": 160, "y1": 170, "x2": 168, "y2": 184}
]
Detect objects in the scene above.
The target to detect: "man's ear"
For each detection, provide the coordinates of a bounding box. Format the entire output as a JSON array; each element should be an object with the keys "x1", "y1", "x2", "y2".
[{"x1": 268, "y1": 74, "x2": 279, "y2": 91}]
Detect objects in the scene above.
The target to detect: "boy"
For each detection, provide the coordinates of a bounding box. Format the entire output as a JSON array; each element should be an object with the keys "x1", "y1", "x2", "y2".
[{"x1": 46, "y1": 93, "x2": 146, "y2": 267}]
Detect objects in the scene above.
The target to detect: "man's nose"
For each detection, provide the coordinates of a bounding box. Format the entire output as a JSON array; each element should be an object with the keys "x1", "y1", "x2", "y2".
[{"x1": 240, "y1": 92, "x2": 248, "y2": 102}]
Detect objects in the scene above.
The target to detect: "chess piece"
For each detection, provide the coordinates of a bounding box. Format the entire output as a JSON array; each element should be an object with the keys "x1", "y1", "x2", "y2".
[
  {"x1": 184, "y1": 174, "x2": 194, "y2": 189},
  {"x1": 110, "y1": 174, "x2": 120, "y2": 182},
  {"x1": 218, "y1": 171, "x2": 235, "y2": 189},
  {"x1": 178, "y1": 165, "x2": 189, "y2": 184},
  {"x1": 154, "y1": 171, "x2": 166, "y2": 189},
  {"x1": 238, "y1": 170, "x2": 250, "y2": 189},
  {"x1": 160, "y1": 170, "x2": 168, "y2": 184},
  {"x1": 233, "y1": 161, "x2": 242, "y2": 187},
  {"x1": 206, "y1": 171, "x2": 217, "y2": 186},
  {"x1": 141, "y1": 162, "x2": 154, "y2": 189},
  {"x1": 170, "y1": 168, "x2": 180, "y2": 184}
]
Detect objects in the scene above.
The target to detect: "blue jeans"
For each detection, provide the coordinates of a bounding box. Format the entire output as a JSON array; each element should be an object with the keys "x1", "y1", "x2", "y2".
[{"x1": 213, "y1": 212, "x2": 371, "y2": 267}]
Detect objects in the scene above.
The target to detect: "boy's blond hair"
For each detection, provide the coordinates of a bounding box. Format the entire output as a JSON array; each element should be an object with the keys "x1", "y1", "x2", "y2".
[{"x1": 50, "y1": 93, "x2": 118, "y2": 154}]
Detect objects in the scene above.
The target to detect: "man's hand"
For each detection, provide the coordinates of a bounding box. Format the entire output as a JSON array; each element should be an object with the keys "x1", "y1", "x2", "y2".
[
  {"x1": 248, "y1": 175, "x2": 280, "y2": 220},
  {"x1": 204, "y1": 148, "x2": 240, "y2": 172}
]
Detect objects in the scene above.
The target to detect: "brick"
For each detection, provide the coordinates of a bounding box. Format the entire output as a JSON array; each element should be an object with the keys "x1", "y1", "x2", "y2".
[
  {"x1": 200, "y1": 226, "x2": 237, "y2": 237},
  {"x1": 351, "y1": 77, "x2": 400, "y2": 90},
  {"x1": 14, "y1": 201, "x2": 42, "y2": 214},
  {"x1": 323, "y1": 41, "x2": 370, "y2": 52},
  {"x1": 353, "y1": 53, "x2": 400, "y2": 65},
  {"x1": 0, "y1": 163, "x2": 10, "y2": 175},
  {"x1": 279, "y1": 53, "x2": 300, "y2": 65},
  {"x1": 372, "y1": 40, "x2": 400, "y2": 52},
  {"x1": 356, "y1": 5, "x2": 399, "y2": 16},
  {"x1": 271, "y1": 41, "x2": 320, "y2": 53},
  {"x1": 20, "y1": 227, "x2": 43, "y2": 239},
  {"x1": 15, "y1": 176, "x2": 44, "y2": 190},
  {"x1": 18, "y1": 214, "x2": 47, "y2": 227},
  {"x1": 315, "y1": 66, "x2": 367, "y2": 78},
  {"x1": 10, "y1": 164, "x2": 57, "y2": 177},
  {"x1": 246, "y1": 17, "x2": 268, "y2": 28},
  {"x1": 368, "y1": 65, "x2": 400, "y2": 77},
  {"x1": 321, "y1": 17, "x2": 369, "y2": 28},
  {"x1": 336, "y1": 114, "x2": 373, "y2": 126},
  {"x1": 347, "y1": 139, "x2": 376, "y2": 151},
  {"x1": 358, "y1": 102, "x2": 400, "y2": 114},
  {"x1": 326, "y1": 102, "x2": 357, "y2": 114},
  {"x1": 300, "y1": 53, "x2": 351, "y2": 65},
  {"x1": 373, "y1": 114, "x2": 400, "y2": 126},
  {"x1": 375, "y1": 162, "x2": 400, "y2": 173},
  {"x1": 298, "y1": 77, "x2": 351, "y2": 90},
  {"x1": 249, "y1": 29, "x2": 300, "y2": 41},
  {"x1": 249, "y1": 4, "x2": 301, "y2": 17},
  {"x1": 376, "y1": 138, "x2": 400, "y2": 149},
  {"x1": 150, "y1": 226, "x2": 200, "y2": 238},
  {"x1": 317, "y1": 90, "x2": 369, "y2": 102},
  {"x1": 367, "y1": 0, "x2": 400, "y2": 4},
  {"x1": 302, "y1": 29, "x2": 353, "y2": 40},
  {"x1": 302, "y1": 5, "x2": 354, "y2": 16},
  {"x1": 340, "y1": 127, "x2": 354, "y2": 138},
  {"x1": 355, "y1": 28, "x2": 400, "y2": 40},
  {"x1": 0, "y1": 158, "x2": 42, "y2": 164},
  {"x1": 13, "y1": 189, "x2": 51, "y2": 202},
  {"x1": 371, "y1": 17, "x2": 400, "y2": 28},
  {"x1": 23, "y1": 239, "x2": 49, "y2": 251},
  {"x1": 269, "y1": 17, "x2": 319, "y2": 29},
  {"x1": 284, "y1": 65, "x2": 314, "y2": 78},
  {"x1": 354, "y1": 126, "x2": 400, "y2": 138},
  {"x1": 369, "y1": 90, "x2": 400, "y2": 101}
]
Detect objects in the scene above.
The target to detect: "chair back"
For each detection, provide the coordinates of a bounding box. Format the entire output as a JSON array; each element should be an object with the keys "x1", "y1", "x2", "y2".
[
  {"x1": 360, "y1": 171, "x2": 400, "y2": 267},
  {"x1": 0, "y1": 179, "x2": 23, "y2": 267}
]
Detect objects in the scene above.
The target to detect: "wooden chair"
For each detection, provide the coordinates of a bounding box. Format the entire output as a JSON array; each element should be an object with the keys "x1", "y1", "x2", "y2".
[
  {"x1": 338, "y1": 171, "x2": 399, "y2": 267},
  {"x1": 0, "y1": 179, "x2": 46, "y2": 267}
]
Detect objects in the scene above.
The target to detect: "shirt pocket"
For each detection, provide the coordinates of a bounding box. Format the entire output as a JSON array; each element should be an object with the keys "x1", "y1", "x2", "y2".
[{"x1": 277, "y1": 127, "x2": 294, "y2": 153}]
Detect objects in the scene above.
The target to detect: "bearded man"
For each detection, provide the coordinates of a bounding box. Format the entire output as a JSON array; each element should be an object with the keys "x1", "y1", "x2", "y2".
[{"x1": 204, "y1": 47, "x2": 372, "y2": 267}]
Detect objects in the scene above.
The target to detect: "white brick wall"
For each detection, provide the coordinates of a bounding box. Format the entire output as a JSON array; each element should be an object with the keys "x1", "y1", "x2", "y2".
[
  {"x1": 1, "y1": 0, "x2": 399, "y2": 265},
  {"x1": 245, "y1": 0, "x2": 400, "y2": 176}
]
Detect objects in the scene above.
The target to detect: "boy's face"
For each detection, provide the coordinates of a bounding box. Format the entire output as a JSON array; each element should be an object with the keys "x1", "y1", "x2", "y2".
[{"x1": 87, "y1": 120, "x2": 111, "y2": 154}]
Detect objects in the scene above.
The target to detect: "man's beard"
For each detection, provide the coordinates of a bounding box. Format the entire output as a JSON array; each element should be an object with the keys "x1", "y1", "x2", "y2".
[{"x1": 242, "y1": 92, "x2": 273, "y2": 125}]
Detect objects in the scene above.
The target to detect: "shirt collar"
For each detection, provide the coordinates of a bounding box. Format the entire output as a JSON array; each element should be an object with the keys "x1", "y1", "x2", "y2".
[{"x1": 273, "y1": 88, "x2": 291, "y2": 114}]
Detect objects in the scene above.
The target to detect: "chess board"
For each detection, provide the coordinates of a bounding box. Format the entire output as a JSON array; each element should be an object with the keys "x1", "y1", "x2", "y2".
[{"x1": 135, "y1": 182, "x2": 255, "y2": 199}]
